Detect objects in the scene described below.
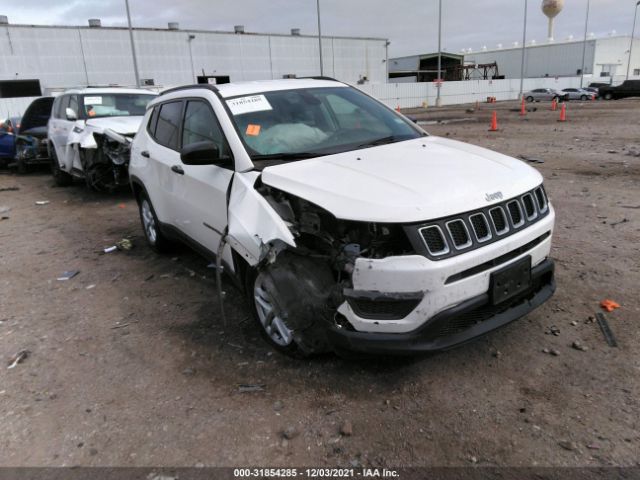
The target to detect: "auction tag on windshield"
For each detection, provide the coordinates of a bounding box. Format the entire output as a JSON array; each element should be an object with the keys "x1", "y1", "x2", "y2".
[
  {"x1": 226, "y1": 95, "x2": 272, "y2": 115},
  {"x1": 84, "y1": 96, "x2": 103, "y2": 105}
]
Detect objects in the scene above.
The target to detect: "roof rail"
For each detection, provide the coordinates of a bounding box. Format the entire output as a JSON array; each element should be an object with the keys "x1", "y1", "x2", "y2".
[
  {"x1": 299, "y1": 76, "x2": 342, "y2": 82},
  {"x1": 160, "y1": 84, "x2": 219, "y2": 96}
]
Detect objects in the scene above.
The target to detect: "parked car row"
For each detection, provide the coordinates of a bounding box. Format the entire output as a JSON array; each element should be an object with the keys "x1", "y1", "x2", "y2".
[{"x1": 523, "y1": 87, "x2": 596, "y2": 102}]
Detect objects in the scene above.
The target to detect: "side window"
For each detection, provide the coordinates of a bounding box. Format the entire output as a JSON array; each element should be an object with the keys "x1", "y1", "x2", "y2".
[
  {"x1": 52, "y1": 96, "x2": 62, "y2": 119},
  {"x1": 155, "y1": 101, "x2": 183, "y2": 150},
  {"x1": 68, "y1": 95, "x2": 79, "y2": 117},
  {"x1": 181, "y1": 100, "x2": 226, "y2": 152},
  {"x1": 147, "y1": 106, "x2": 159, "y2": 136},
  {"x1": 56, "y1": 95, "x2": 70, "y2": 118}
]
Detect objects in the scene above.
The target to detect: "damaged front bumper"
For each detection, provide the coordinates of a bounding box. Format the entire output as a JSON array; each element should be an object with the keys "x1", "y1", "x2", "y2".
[{"x1": 327, "y1": 258, "x2": 555, "y2": 355}]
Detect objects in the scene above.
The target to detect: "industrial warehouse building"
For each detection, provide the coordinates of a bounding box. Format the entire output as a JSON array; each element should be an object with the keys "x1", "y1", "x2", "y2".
[
  {"x1": 0, "y1": 18, "x2": 388, "y2": 116},
  {"x1": 391, "y1": 35, "x2": 640, "y2": 83}
]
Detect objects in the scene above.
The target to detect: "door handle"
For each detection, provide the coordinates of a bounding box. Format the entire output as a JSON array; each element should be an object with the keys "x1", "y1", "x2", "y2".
[
  {"x1": 141, "y1": 150, "x2": 150, "y2": 158},
  {"x1": 171, "y1": 165, "x2": 184, "y2": 175}
]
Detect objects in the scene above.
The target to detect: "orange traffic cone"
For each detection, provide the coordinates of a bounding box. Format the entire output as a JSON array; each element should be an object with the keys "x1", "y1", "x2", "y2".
[
  {"x1": 489, "y1": 111, "x2": 499, "y2": 131},
  {"x1": 520, "y1": 96, "x2": 526, "y2": 116},
  {"x1": 558, "y1": 103, "x2": 567, "y2": 122},
  {"x1": 551, "y1": 98, "x2": 557, "y2": 111},
  {"x1": 395, "y1": 105, "x2": 401, "y2": 112}
]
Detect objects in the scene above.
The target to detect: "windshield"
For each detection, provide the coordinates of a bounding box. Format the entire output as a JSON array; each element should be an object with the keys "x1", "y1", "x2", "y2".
[
  {"x1": 80, "y1": 93, "x2": 155, "y2": 119},
  {"x1": 225, "y1": 87, "x2": 424, "y2": 160}
]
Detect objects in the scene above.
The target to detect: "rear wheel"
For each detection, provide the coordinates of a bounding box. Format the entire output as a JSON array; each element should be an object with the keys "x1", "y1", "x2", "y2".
[
  {"x1": 603, "y1": 92, "x2": 613, "y2": 100},
  {"x1": 50, "y1": 146, "x2": 72, "y2": 186},
  {"x1": 137, "y1": 191, "x2": 173, "y2": 253},
  {"x1": 526, "y1": 96, "x2": 534, "y2": 103},
  {"x1": 580, "y1": 94, "x2": 588, "y2": 101}
]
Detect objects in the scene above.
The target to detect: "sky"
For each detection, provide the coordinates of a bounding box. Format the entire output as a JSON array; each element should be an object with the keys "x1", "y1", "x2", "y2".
[{"x1": 1, "y1": 0, "x2": 637, "y2": 57}]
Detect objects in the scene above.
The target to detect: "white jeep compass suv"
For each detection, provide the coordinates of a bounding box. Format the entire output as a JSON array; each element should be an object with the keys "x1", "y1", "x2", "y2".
[
  {"x1": 48, "y1": 87, "x2": 157, "y2": 191},
  {"x1": 129, "y1": 78, "x2": 555, "y2": 357}
]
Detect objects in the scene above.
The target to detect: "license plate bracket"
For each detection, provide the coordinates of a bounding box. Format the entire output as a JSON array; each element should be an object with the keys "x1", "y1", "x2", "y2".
[{"x1": 490, "y1": 256, "x2": 532, "y2": 305}]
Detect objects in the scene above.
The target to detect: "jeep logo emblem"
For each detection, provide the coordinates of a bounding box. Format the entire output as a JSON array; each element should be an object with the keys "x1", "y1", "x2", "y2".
[{"x1": 485, "y1": 191, "x2": 503, "y2": 202}]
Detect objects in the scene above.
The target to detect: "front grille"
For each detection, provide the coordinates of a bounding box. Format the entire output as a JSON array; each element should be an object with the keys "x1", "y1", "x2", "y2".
[
  {"x1": 469, "y1": 213, "x2": 491, "y2": 242},
  {"x1": 407, "y1": 185, "x2": 550, "y2": 261},
  {"x1": 420, "y1": 225, "x2": 449, "y2": 256},
  {"x1": 507, "y1": 201, "x2": 524, "y2": 227},
  {"x1": 522, "y1": 193, "x2": 537, "y2": 220},
  {"x1": 489, "y1": 207, "x2": 509, "y2": 235},
  {"x1": 446, "y1": 220, "x2": 472, "y2": 249}
]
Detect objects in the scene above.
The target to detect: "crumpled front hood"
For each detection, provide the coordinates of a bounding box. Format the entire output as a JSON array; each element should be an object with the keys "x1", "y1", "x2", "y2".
[
  {"x1": 260, "y1": 136, "x2": 544, "y2": 223},
  {"x1": 85, "y1": 116, "x2": 143, "y2": 135}
]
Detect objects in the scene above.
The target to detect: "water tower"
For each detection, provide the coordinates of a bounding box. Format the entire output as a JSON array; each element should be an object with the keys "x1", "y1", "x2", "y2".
[{"x1": 542, "y1": 0, "x2": 564, "y2": 41}]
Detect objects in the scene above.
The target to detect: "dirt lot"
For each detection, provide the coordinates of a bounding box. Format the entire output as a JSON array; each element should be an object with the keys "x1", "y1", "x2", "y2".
[{"x1": 0, "y1": 98, "x2": 639, "y2": 468}]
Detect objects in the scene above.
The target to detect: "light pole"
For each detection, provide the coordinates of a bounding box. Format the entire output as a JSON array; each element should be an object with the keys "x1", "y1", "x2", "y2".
[
  {"x1": 436, "y1": 0, "x2": 442, "y2": 107},
  {"x1": 125, "y1": 0, "x2": 141, "y2": 87},
  {"x1": 626, "y1": 0, "x2": 640, "y2": 80},
  {"x1": 519, "y1": 0, "x2": 528, "y2": 98},
  {"x1": 316, "y1": 0, "x2": 323, "y2": 76},
  {"x1": 188, "y1": 35, "x2": 196, "y2": 83},
  {"x1": 579, "y1": 0, "x2": 591, "y2": 88}
]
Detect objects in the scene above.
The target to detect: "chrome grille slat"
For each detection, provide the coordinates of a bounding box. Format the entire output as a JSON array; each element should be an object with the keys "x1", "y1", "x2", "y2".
[{"x1": 413, "y1": 185, "x2": 550, "y2": 261}]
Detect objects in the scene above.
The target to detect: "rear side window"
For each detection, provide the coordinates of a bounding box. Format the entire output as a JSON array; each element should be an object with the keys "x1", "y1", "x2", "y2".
[
  {"x1": 155, "y1": 101, "x2": 183, "y2": 150},
  {"x1": 147, "y1": 107, "x2": 159, "y2": 136}
]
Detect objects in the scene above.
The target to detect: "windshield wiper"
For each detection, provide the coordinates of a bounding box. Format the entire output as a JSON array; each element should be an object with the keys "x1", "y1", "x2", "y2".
[
  {"x1": 355, "y1": 135, "x2": 402, "y2": 149},
  {"x1": 250, "y1": 152, "x2": 323, "y2": 161}
]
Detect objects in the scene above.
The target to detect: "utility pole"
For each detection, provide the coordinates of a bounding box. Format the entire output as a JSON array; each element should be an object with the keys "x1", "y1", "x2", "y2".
[
  {"x1": 626, "y1": 1, "x2": 640, "y2": 80},
  {"x1": 436, "y1": 0, "x2": 442, "y2": 107},
  {"x1": 125, "y1": 0, "x2": 141, "y2": 87},
  {"x1": 579, "y1": 0, "x2": 591, "y2": 88},
  {"x1": 188, "y1": 35, "x2": 196, "y2": 83},
  {"x1": 316, "y1": 0, "x2": 323, "y2": 76},
  {"x1": 519, "y1": 0, "x2": 528, "y2": 98}
]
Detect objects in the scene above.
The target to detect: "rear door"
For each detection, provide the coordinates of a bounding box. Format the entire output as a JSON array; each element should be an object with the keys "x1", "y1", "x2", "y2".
[
  {"x1": 144, "y1": 100, "x2": 184, "y2": 227},
  {"x1": 172, "y1": 98, "x2": 234, "y2": 255}
]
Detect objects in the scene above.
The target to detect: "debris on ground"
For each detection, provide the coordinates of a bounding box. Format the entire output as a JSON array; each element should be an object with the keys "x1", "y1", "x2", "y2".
[
  {"x1": 35, "y1": 200, "x2": 50, "y2": 205},
  {"x1": 7, "y1": 350, "x2": 30, "y2": 369},
  {"x1": 0, "y1": 186, "x2": 19, "y2": 192},
  {"x1": 57, "y1": 270, "x2": 79, "y2": 281},
  {"x1": 596, "y1": 312, "x2": 618, "y2": 347},
  {"x1": 117, "y1": 203, "x2": 126, "y2": 209},
  {"x1": 610, "y1": 218, "x2": 629, "y2": 227},
  {"x1": 542, "y1": 348, "x2": 560, "y2": 356},
  {"x1": 273, "y1": 400, "x2": 284, "y2": 411},
  {"x1": 86, "y1": 284, "x2": 96, "y2": 290},
  {"x1": 116, "y1": 238, "x2": 133, "y2": 251},
  {"x1": 572, "y1": 341, "x2": 588, "y2": 352},
  {"x1": 600, "y1": 299, "x2": 620, "y2": 312},
  {"x1": 545, "y1": 325, "x2": 561, "y2": 336},
  {"x1": 238, "y1": 384, "x2": 265, "y2": 393},
  {"x1": 104, "y1": 246, "x2": 118, "y2": 253},
  {"x1": 340, "y1": 420, "x2": 353, "y2": 436}
]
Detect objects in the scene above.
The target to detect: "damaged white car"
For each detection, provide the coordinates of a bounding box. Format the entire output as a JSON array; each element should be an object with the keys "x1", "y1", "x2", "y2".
[
  {"x1": 130, "y1": 79, "x2": 555, "y2": 357},
  {"x1": 48, "y1": 87, "x2": 157, "y2": 190}
]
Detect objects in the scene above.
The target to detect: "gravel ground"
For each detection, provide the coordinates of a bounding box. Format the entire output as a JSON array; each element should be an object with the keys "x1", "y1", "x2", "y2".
[{"x1": 0, "y1": 98, "x2": 639, "y2": 467}]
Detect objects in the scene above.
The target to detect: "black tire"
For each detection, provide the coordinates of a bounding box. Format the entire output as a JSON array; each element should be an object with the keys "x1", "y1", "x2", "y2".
[
  {"x1": 580, "y1": 94, "x2": 588, "y2": 101},
  {"x1": 246, "y1": 254, "x2": 334, "y2": 358},
  {"x1": 526, "y1": 96, "x2": 534, "y2": 103},
  {"x1": 50, "y1": 146, "x2": 72, "y2": 186},
  {"x1": 137, "y1": 191, "x2": 173, "y2": 253},
  {"x1": 603, "y1": 92, "x2": 613, "y2": 100}
]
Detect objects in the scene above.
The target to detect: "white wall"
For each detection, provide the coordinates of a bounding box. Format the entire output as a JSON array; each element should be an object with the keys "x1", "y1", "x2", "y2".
[{"x1": 358, "y1": 77, "x2": 583, "y2": 109}]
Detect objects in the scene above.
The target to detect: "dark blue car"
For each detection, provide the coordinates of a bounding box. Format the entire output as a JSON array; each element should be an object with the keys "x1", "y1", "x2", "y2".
[{"x1": 0, "y1": 116, "x2": 20, "y2": 167}]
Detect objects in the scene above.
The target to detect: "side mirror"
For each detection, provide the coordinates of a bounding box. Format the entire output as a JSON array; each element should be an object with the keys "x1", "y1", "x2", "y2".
[
  {"x1": 65, "y1": 108, "x2": 77, "y2": 121},
  {"x1": 181, "y1": 141, "x2": 230, "y2": 166}
]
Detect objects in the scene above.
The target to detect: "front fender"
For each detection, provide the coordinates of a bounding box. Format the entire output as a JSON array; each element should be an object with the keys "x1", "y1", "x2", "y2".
[{"x1": 227, "y1": 172, "x2": 296, "y2": 266}]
